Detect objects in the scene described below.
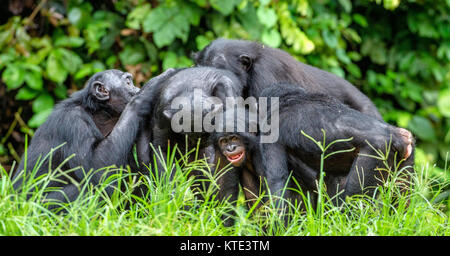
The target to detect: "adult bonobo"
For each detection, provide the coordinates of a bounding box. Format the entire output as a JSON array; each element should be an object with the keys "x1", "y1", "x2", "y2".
[
  {"x1": 136, "y1": 67, "x2": 244, "y2": 182},
  {"x1": 12, "y1": 69, "x2": 175, "y2": 209},
  {"x1": 193, "y1": 38, "x2": 382, "y2": 120},
  {"x1": 258, "y1": 83, "x2": 415, "y2": 211}
]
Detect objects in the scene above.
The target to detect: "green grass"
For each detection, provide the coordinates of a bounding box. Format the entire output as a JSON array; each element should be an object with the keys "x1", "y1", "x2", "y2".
[{"x1": 0, "y1": 144, "x2": 449, "y2": 236}]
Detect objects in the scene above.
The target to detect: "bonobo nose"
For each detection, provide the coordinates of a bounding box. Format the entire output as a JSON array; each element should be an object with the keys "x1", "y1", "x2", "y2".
[{"x1": 227, "y1": 144, "x2": 237, "y2": 152}]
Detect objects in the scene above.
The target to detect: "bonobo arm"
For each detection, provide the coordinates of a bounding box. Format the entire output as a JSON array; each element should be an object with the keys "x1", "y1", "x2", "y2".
[
  {"x1": 73, "y1": 69, "x2": 176, "y2": 194},
  {"x1": 90, "y1": 69, "x2": 176, "y2": 168},
  {"x1": 136, "y1": 69, "x2": 176, "y2": 170}
]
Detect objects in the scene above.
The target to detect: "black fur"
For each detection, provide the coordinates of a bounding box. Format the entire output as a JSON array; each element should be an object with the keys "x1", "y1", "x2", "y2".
[
  {"x1": 193, "y1": 38, "x2": 382, "y2": 120},
  {"x1": 204, "y1": 105, "x2": 265, "y2": 227},
  {"x1": 258, "y1": 83, "x2": 415, "y2": 209},
  {"x1": 136, "y1": 67, "x2": 244, "y2": 180},
  {"x1": 12, "y1": 69, "x2": 175, "y2": 209}
]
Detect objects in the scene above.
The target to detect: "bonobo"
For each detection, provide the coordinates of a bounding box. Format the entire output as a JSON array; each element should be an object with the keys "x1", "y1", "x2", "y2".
[
  {"x1": 212, "y1": 131, "x2": 264, "y2": 210},
  {"x1": 136, "y1": 67, "x2": 244, "y2": 181},
  {"x1": 12, "y1": 69, "x2": 175, "y2": 210},
  {"x1": 258, "y1": 83, "x2": 415, "y2": 209},
  {"x1": 205, "y1": 106, "x2": 265, "y2": 226},
  {"x1": 193, "y1": 38, "x2": 382, "y2": 120}
]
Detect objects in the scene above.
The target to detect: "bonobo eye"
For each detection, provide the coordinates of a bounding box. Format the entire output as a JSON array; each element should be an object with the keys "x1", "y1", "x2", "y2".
[
  {"x1": 238, "y1": 54, "x2": 252, "y2": 71},
  {"x1": 231, "y1": 136, "x2": 239, "y2": 142},
  {"x1": 124, "y1": 74, "x2": 133, "y2": 86},
  {"x1": 219, "y1": 138, "x2": 228, "y2": 145}
]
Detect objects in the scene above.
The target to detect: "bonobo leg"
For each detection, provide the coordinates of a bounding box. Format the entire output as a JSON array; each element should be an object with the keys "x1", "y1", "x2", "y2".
[
  {"x1": 240, "y1": 167, "x2": 264, "y2": 210},
  {"x1": 258, "y1": 142, "x2": 299, "y2": 226},
  {"x1": 335, "y1": 116, "x2": 414, "y2": 203},
  {"x1": 259, "y1": 143, "x2": 290, "y2": 200},
  {"x1": 44, "y1": 184, "x2": 80, "y2": 211},
  {"x1": 215, "y1": 165, "x2": 240, "y2": 227}
]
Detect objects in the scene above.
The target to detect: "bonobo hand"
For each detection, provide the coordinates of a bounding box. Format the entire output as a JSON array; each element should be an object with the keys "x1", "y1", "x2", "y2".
[
  {"x1": 132, "y1": 68, "x2": 177, "y2": 117},
  {"x1": 141, "y1": 68, "x2": 177, "y2": 92}
]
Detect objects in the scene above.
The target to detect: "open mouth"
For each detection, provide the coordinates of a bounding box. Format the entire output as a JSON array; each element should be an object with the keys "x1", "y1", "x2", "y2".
[{"x1": 226, "y1": 151, "x2": 245, "y2": 164}]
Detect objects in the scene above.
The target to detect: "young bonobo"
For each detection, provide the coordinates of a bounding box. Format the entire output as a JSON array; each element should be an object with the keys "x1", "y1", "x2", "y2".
[{"x1": 210, "y1": 131, "x2": 264, "y2": 226}]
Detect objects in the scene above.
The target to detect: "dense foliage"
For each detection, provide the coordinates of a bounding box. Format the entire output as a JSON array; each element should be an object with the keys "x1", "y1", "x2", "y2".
[{"x1": 0, "y1": 0, "x2": 449, "y2": 184}]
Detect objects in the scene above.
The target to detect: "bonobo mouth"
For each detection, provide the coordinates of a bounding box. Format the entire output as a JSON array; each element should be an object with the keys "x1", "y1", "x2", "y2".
[{"x1": 226, "y1": 151, "x2": 245, "y2": 164}]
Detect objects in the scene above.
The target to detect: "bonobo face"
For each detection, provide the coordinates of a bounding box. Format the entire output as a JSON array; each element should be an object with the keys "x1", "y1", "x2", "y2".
[
  {"x1": 158, "y1": 67, "x2": 244, "y2": 142},
  {"x1": 218, "y1": 134, "x2": 246, "y2": 167},
  {"x1": 193, "y1": 39, "x2": 256, "y2": 86},
  {"x1": 160, "y1": 67, "x2": 242, "y2": 104},
  {"x1": 89, "y1": 69, "x2": 140, "y2": 114}
]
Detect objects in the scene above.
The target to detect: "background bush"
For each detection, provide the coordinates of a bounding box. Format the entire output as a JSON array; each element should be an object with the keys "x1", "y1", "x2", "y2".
[{"x1": 0, "y1": 0, "x2": 449, "y2": 184}]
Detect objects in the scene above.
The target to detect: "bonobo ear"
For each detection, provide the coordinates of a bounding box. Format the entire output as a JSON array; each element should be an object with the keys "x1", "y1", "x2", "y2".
[
  {"x1": 238, "y1": 54, "x2": 253, "y2": 71},
  {"x1": 94, "y1": 82, "x2": 110, "y2": 101}
]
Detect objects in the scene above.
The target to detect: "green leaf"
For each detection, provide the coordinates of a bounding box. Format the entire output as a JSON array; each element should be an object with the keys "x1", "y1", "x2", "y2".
[
  {"x1": 196, "y1": 35, "x2": 212, "y2": 51},
  {"x1": 24, "y1": 70, "x2": 43, "y2": 91},
  {"x1": 32, "y1": 93, "x2": 54, "y2": 113},
  {"x1": 236, "y1": 3, "x2": 263, "y2": 39},
  {"x1": 408, "y1": 116, "x2": 436, "y2": 142},
  {"x1": 143, "y1": 3, "x2": 201, "y2": 48},
  {"x1": 68, "y1": 7, "x2": 83, "y2": 26},
  {"x1": 261, "y1": 29, "x2": 281, "y2": 48},
  {"x1": 15, "y1": 86, "x2": 39, "y2": 100},
  {"x1": 162, "y1": 52, "x2": 193, "y2": 70},
  {"x1": 54, "y1": 36, "x2": 85, "y2": 48},
  {"x1": 119, "y1": 43, "x2": 146, "y2": 66},
  {"x1": 0, "y1": 143, "x2": 6, "y2": 156},
  {"x1": 190, "y1": 0, "x2": 208, "y2": 7},
  {"x1": 74, "y1": 61, "x2": 105, "y2": 80},
  {"x1": 437, "y1": 90, "x2": 450, "y2": 118},
  {"x1": 338, "y1": 0, "x2": 352, "y2": 13},
  {"x1": 336, "y1": 49, "x2": 351, "y2": 64},
  {"x1": 68, "y1": 3, "x2": 93, "y2": 29},
  {"x1": 0, "y1": 48, "x2": 17, "y2": 69},
  {"x1": 346, "y1": 63, "x2": 361, "y2": 78},
  {"x1": 445, "y1": 129, "x2": 450, "y2": 144},
  {"x1": 28, "y1": 108, "x2": 53, "y2": 128},
  {"x1": 46, "y1": 50, "x2": 68, "y2": 84},
  {"x1": 330, "y1": 67, "x2": 345, "y2": 78},
  {"x1": 126, "y1": 3, "x2": 152, "y2": 29},
  {"x1": 210, "y1": 0, "x2": 241, "y2": 16},
  {"x1": 140, "y1": 38, "x2": 158, "y2": 62},
  {"x1": 58, "y1": 48, "x2": 83, "y2": 75},
  {"x1": 353, "y1": 13, "x2": 368, "y2": 27},
  {"x1": 361, "y1": 38, "x2": 387, "y2": 65},
  {"x1": 74, "y1": 63, "x2": 93, "y2": 80},
  {"x1": 54, "y1": 84, "x2": 68, "y2": 99},
  {"x1": 322, "y1": 29, "x2": 338, "y2": 49},
  {"x1": 257, "y1": 6, "x2": 278, "y2": 28},
  {"x1": 2, "y1": 63, "x2": 25, "y2": 90}
]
